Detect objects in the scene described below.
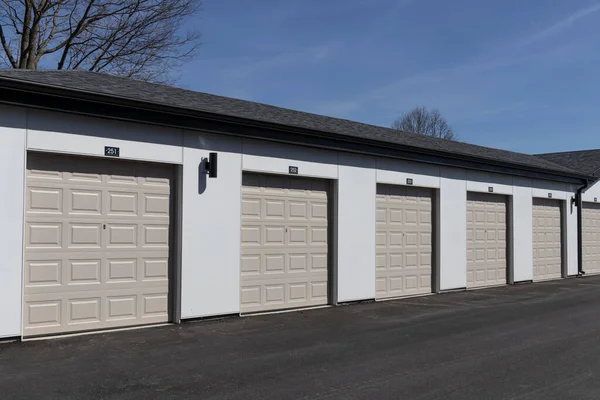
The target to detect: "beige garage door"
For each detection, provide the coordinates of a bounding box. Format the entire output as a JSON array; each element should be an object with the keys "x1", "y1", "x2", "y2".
[
  {"x1": 583, "y1": 203, "x2": 600, "y2": 275},
  {"x1": 375, "y1": 185, "x2": 433, "y2": 299},
  {"x1": 24, "y1": 152, "x2": 172, "y2": 336},
  {"x1": 240, "y1": 173, "x2": 329, "y2": 313},
  {"x1": 466, "y1": 192, "x2": 507, "y2": 288},
  {"x1": 533, "y1": 199, "x2": 563, "y2": 281}
]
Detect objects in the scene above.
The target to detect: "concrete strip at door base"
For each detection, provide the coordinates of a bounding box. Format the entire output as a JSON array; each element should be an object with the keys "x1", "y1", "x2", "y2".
[
  {"x1": 466, "y1": 192, "x2": 508, "y2": 288},
  {"x1": 23, "y1": 152, "x2": 172, "y2": 337},
  {"x1": 22, "y1": 323, "x2": 171, "y2": 342}
]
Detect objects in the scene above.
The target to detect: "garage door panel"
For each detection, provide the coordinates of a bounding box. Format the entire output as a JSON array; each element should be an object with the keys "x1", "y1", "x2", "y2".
[
  {"x1": 533, "y1": 199, "x2": 562, "y2": 281},
  {"x1": 142, "y1": 225, "x2": 170, "y2": 247},
  {"x1": 107, "y1": 191, "x2": 138, "y2": 215},
  {"x1": 467, "y1": 192, "x2": 507, "y2": 288},
  {"x1": 24, "y1": 152, "x2": 171, "y2": 336},
  {"x1": 26, "y1": 252, "x2": 169, "y2": 294},
  {"x1": 376, "y1": 184, "x2": 433, "y2": 299},
  {"x1": 69, "y1": 223, "x2": 103, "y2": 248},
  {"x1": 241, "y1": 173, "x2": 329, "y2": 312},
  {"x1": 24, "y1": 286, "x2": 169, "y2": 335},
  {"x1": 27, "y1": 221, "x2": 63, "y2": 248},
  {"x1": 70, "y1": 189, "x2": 103, "y2": 215},
  {"x1": 106, "y1": 224, "x2": 137, "y2": 247},
  {"x1": 583, "y1": 203, "x2": 600, "y2": 275},
  {"x1": 241, "y1": 252, "x2": 327, "y2": 277},
  {"x1": 240, "y1": 279, "x2": 328, "y2": 311},
  {"x1": 143, "y1": 194, "x2": 170, "y2": 216},
  {"x1": 28, "y1": 186, "x2": 63, "y2": 213},
  {"x1": 25, "y1": 258, "x2": 63, "y2": 289},
  {"x1": 69, "y1": 258, "x2": 102, "y2": 286}
]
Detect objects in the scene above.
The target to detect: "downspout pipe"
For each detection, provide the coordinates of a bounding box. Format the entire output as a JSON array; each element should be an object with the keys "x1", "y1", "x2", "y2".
[{"x1": 576, "y1": 180, "x2": 590, "y2": 277}]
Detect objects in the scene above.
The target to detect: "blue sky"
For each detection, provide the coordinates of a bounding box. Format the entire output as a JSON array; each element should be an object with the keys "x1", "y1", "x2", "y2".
[{"x1": 179, "y1": 0, "x2": 600, "y2": 154}]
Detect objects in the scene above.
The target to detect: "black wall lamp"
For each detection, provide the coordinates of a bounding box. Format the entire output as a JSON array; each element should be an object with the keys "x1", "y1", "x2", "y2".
[{"x1": 203, "y1": 152, "x2": 218, "y2": 178}]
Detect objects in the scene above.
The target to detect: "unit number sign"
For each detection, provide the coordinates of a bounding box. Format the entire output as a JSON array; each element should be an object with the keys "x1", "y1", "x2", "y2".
[{"x1": 105, "y1": 146, "x2": 120, "y2": 157}]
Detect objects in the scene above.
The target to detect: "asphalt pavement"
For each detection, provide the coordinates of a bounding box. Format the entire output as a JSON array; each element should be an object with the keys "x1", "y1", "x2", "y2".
[{"x1": 3, "y1": 276, "x2": 600, "y2": 399}]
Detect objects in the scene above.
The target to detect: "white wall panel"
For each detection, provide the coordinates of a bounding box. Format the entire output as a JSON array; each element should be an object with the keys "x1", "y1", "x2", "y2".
[
  {"x1": 566, "y1": 199, "x2": 578, "y2": 276},
  {"x1": 242, "y1": 139, "x2": 338, "y2": 179},
  {"x1": 582, "y1": 180, "x2": 600, "y2": 203},
  {"x1": 27, "y1": 110, "x2": 183, "y2": 164},
  {"x1": 512, "y1": 178, "x2": 533, "y2": 282},
  {"x1": 181, "y1": 132, "x2": 242, "y2": 318},
  {"x1": 337, "y1": 153, "x2": 376, "y2": 302},
  {"x1": 439, "y1": 167, "x2": 467, "y2": 290},
  {"x1": 0, "y1": 105, "x2": 26, "y2": 338},
  {"x1": 532, "y1": 179, "x2": 568, "y2": 200},
  {"x1": 376, "y1": 158, "x2": 440, "y2": 188},
  {"x1": 466, "y1": 171, "x2": 513, "y2": 195}
]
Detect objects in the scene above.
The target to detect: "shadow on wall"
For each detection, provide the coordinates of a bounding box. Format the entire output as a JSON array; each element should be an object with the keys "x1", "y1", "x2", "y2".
[
  {"x1": 198, "y1": 159, "x2": 207, "y2": 194},
  {"x1": 27, "y1": 109, "x2": 184, "y2": 147}
]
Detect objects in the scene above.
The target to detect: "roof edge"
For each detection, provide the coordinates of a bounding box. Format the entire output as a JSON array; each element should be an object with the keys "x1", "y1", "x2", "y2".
[{"x1": 0, "y1": 75, "x2": 594, "y2": 184}]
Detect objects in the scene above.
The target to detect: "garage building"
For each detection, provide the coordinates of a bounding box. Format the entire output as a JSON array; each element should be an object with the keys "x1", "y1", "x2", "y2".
[{"x1": 0, "y1": 70, "x2": 596, "y2": 339}]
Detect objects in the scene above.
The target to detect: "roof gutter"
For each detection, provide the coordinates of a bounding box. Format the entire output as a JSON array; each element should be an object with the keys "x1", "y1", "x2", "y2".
[{"x1": 0, "y1": 76, "x2": 594, "y2": 185}]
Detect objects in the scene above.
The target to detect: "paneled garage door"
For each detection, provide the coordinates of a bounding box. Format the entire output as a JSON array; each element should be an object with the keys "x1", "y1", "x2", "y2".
[
  {"x1": 375, "y1": 185, "x2": 433, "y2": 299},
  {"x1": 466, "y1": 192, "x2": 507, "y2": 288},
  {"x1": 532, "y1": 199, "x2": 563, "y2": 281},
  {"x1": 583, "y1": 203, "x2": 600, "y2": 275},
  {"x1": 24, "y1": 152, "x2": 172, "y2": 336},
  {"x1": 240, "y1": 173, "x2": 329, "y2": 313}
]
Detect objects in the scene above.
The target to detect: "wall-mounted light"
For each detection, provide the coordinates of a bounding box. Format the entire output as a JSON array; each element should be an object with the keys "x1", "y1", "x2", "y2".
[{"x1": 203, "y1": 152, "x2": 218, "y2": 178}]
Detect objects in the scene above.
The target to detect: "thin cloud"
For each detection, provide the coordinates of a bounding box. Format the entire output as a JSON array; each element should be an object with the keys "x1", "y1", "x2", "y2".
[
  {"x1": 317, "y1": 3, "x2": 600, "y2": 121},
  {"x1": 219, "y1": 43, "x2": 335, "y2": 80},
  {"x1": 517, "y1": 3, "x2": 600, "y2": 48},
  {"x1": 259, "y1": 0, "x2": 408, "y2": 21}
]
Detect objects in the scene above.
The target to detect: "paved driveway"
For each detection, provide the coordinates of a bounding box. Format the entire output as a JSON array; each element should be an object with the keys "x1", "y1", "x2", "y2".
[{"x1": 3, "y1": 277, "x2": 600, "y2": 399}]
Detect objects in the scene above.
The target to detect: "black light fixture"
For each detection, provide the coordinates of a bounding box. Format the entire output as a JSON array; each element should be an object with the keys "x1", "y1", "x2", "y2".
[{"x1": 203, "y1": 152, "x2": 218, "y2": 178}]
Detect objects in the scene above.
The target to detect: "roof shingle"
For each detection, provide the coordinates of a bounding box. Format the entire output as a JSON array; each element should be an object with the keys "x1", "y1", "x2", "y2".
[
  {"x1": 0, "y1": 69, "x2": 587, "y2": 178},
  {"x1": 538, "y1": 150, "x2": 600, "y2": 177}
]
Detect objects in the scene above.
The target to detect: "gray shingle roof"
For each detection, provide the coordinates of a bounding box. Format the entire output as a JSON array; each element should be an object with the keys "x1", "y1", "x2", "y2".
[
  {"x1": 0, "y1": 69, "x2": 587, "y2": 178},
  {"x1": 538, "y1": 150, "x2": 600, "y2": 177}
]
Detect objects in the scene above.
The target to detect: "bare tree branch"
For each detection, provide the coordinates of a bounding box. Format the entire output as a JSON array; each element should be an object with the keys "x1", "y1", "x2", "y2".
[
  {"x1": 392, "y1": 106, "x2": 457, "y2": 140},
  {"x1": 0, "y1": 0, "x2": 201, "y2": 82},
  {"x1": 0, "y1": 24, "x2": 16, "y2": 66}
]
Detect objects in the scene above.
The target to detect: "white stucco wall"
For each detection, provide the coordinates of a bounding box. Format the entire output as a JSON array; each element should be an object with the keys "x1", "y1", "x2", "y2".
[
  {"x1": 513, "y1": 178, "x2": 534, "y2": 282},
  {"x1": 0, "y1": 106, "x2": 26, "y2": 338},
  {"x1": 27, "y1": 110, "x2": 184, "y2": 164},
  {"x1": 0, "y1": 105, "x2": 588, "y2": 335},
  {"x1": 337, "y1": 153, "x2": 377, "y2": 302},
  {"x1": 582, "y1": 180, "x2": 600, "y2": 203},
  {"x1": 438, "y1": 167, "x2": 468, "y2": 290},
  {"x1": 181, "y1": 132, "x2": 242, "y2": 318}
]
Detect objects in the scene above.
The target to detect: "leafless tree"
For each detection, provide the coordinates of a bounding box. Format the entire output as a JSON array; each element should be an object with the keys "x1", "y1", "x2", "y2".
[
  {"x1": 0, "y1": 0, "x2": 201, "y2": 82},
  {"x1": 392, "y1": 106, "x2": 457, "y2": 140}
]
